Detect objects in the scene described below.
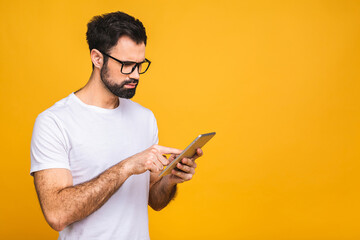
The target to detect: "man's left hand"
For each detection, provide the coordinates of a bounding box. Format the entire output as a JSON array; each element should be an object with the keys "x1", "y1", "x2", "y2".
[{"x1": 165, "y1": 148, "x2": 203, "y2": 185}]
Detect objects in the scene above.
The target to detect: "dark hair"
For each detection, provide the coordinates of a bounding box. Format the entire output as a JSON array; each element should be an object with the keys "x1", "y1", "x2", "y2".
[{"x1": 86, "y1": 11, "x2": 147, "y2": 68}]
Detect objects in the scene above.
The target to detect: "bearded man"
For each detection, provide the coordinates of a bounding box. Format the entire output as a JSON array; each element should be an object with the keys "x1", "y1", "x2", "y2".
[{"x1": 30, "y1": 11, "x2": 202, "y2": 239}]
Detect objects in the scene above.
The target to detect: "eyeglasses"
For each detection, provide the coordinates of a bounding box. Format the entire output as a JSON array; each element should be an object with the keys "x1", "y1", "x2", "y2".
[{"x1": 99, "y1": 50, "x2": 151, "y2": 75}]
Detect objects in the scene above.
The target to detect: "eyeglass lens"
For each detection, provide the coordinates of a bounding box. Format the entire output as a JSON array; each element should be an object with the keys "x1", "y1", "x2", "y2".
[{"x1": 122, "y1": 61, "x2": 150, "y2": 74}]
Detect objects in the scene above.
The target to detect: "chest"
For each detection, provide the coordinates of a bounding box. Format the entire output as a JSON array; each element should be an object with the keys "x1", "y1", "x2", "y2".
[{"x1": 63, "y1": 113, "x2": 153, "y2": 184}]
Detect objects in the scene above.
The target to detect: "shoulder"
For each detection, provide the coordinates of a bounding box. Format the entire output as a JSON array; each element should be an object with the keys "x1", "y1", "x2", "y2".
[
  {"x1": 46, "y1": 94, "x2": 73, "y2": 116},
  {"x1": 35, "y1": 94, "x2": 73, "y2": 128}
]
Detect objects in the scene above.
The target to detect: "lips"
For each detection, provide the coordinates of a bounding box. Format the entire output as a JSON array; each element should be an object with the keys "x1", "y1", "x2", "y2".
[{"x1": 124, "y1": 83, "x2": 137, "y2": 88}]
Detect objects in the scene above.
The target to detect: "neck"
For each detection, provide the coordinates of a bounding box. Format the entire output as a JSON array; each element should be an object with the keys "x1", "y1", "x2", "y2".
[{"x1": 75, "y1": 70, "x2": 119, "y2": 109}]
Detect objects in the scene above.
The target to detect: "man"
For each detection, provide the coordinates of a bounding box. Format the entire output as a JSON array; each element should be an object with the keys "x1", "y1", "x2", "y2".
[{"x1": 30, "y1": 11, "x2": 203, "y2": 239}]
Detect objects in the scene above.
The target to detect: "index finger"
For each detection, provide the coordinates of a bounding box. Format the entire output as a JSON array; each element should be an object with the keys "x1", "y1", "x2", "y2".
[{"x1": 155, "y1": 145, "x2": 183, "y2": 155}]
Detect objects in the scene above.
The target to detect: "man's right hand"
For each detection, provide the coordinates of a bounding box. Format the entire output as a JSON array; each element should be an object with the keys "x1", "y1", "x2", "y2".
[{"x1": 123, "y1": 145, "x2": 182, "y2": 175}]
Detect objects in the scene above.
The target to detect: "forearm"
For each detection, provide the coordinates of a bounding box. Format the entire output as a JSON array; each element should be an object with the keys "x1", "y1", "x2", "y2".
[
  {"x1": 36, "y1": 144, "x2": 182, "y2": 231},
  {"x1": 148, "y1": 176, "x2": 177, "y2": 211},
  {"x1": 41, "y1": 161, "x2": 130, "y2": 231}
]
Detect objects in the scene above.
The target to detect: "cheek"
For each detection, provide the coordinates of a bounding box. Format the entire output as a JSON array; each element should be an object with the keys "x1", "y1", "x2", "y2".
[{"x1": 106, "y1": 64, "x2": 128, "y2": 82}]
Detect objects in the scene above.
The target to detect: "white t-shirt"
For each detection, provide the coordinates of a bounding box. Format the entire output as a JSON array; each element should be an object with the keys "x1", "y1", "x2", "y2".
[{"x1": 30, "y1": 92, "x2": 158, "y2": 240}]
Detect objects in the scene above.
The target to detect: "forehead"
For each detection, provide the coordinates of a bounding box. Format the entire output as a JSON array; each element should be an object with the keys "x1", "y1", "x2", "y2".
[{"x1": 110, "y1": 36, "x2": 146, "y2": 61}]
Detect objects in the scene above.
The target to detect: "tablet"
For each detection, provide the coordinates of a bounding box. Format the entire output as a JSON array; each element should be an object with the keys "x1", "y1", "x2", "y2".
[{"x1": 158, "y1": 132, "x2": 216, "y2": 177}]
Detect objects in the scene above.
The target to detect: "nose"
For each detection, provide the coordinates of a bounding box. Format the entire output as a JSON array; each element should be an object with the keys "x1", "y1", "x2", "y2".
[{"x1": 129, "y1": 66, "x2": 140, "y2": 79}]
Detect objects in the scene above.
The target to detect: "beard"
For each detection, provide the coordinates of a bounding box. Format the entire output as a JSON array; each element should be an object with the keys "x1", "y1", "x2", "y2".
[{"x1": 100, "y1": 62, "x2": 139, "y2": 99}]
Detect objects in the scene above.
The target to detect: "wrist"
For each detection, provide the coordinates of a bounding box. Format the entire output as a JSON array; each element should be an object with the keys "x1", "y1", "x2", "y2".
[
  {"x1": 163, "y1": 175, "x2": 177, "y2": 188},
  {"x1": 119, "y1": 159, "x2": 133, "y2": 179}
]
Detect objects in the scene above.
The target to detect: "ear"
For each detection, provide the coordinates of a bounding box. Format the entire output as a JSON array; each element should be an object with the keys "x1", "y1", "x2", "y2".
[{"x1": 90, "y1": 49, "x2": 104, "y2": 69}]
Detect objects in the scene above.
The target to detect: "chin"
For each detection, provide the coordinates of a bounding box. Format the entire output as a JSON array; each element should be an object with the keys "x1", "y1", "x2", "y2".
[{"x1": 117, "y1": 89, "x2": 136, "y2": 99}]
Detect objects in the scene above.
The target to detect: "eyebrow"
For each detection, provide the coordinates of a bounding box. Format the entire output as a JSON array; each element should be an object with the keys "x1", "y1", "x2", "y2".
[
  {"x1": 121, "y1": 59, "x2": 146, "y2": 64},
  {"x1": 100, "y1": 51, "x2": 146, "y2": 64}
]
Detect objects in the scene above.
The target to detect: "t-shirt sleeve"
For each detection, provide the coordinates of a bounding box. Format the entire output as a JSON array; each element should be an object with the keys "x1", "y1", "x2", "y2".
[{"x1": 30, "y1": 111, "x2": 70, "y2": 176}]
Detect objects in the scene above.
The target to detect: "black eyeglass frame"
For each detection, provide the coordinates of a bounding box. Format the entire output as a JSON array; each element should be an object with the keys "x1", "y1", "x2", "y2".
[{"x1": 99, "y1": 50, "x2": 151, "y2": 75}]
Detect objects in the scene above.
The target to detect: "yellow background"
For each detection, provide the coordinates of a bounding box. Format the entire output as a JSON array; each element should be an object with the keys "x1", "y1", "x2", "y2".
[{"x1": 1, "y1": 0, "x2": 359, "y2": 239}]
